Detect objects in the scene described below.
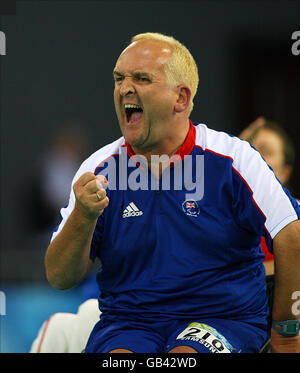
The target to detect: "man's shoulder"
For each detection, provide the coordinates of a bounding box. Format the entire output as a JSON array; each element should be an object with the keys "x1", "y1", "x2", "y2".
[
  {"x1": 194, "y1": 122, "x2": 252, "y2": 160},
  {"x1": 79, "y1": 136, "x2": 125, "y2": 174},
  {"x1": 193, "y1": 122, "x2": 271, "y2": 184}
]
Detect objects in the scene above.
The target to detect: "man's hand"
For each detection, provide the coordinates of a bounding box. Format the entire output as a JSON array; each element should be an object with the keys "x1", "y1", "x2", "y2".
[
  {"x1": 73, "y1": 172, "x2": 109, "y2": 220},
  {"x1": 271, "y1": 328, "x2": 300, "y2": 353}
]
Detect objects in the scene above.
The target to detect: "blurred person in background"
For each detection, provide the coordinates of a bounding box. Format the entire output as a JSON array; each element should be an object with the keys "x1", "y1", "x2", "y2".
[
  {"x1": 239, "y1": 117, "x2": 298, "y2": 275},
  {"x1": 28, "y1": 121, "x2": 100, "y2": 353},
  {"x1": 29, "y1": 299, "x2": 100, "y2": 353},
  {"x1": 33, "y1": 119, "x2": 100, "y2": 296},
  {"x1": 28, "y1": 120, "x2": 90, "y2": 250}
]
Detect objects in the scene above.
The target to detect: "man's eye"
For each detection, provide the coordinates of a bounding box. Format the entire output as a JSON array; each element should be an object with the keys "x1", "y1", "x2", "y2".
[
  {"x1": 114, "y1": 76, "x2": 123, "y2": 82},
  {"x1": 136, "y1": 76, "x2": 150, "y2": 82},
  {"x1": 133, "y1": 74, "x2": 150, "y2": 82}
]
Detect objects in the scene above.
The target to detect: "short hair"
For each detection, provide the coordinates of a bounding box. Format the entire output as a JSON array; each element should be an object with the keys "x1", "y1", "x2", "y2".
[
  {"x1": 247, "y1": 119, "x2": 296, "y2": 167},
  {"x1": 130, "y1": 32, "x2": 199, "y2": 114}
]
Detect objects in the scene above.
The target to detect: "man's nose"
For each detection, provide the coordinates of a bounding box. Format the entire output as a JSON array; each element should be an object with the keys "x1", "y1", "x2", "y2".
[{"x1": 120, "y1": 77, "x2": 135, "y2": 97}]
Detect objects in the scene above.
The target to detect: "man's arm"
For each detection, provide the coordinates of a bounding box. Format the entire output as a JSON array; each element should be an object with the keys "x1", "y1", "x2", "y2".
[
  {"x1": 45, "y1": 172, "x2": 109, "y2": 290},
  {"x1": 271, "y1": 219, "x2": 300, "y2": 352}
]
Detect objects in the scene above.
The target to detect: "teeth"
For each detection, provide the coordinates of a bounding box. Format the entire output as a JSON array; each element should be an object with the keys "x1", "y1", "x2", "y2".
[{"x1": 124, "y1": 104, "x2": 142, "y2": 109}]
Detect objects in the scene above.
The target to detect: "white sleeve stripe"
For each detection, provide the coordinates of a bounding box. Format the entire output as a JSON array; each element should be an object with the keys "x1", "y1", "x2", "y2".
[
  {"x1": 196, "y1": 124, "x2": 299, "y2": 239},
  {"x1": 231, "y1": 166, "x2": 273, "y2": 239},
  {"x1": 233, "y1": 165, "x2": 299, "y2": 239},
  {"x1": 232, "y1": 166, "x2": 266, "y2": 218},
  {"x1": 93, "y1": 152, "x2": 120, "y2": 175},
  {"x1": 196, "y1": 140, "x2": 271, "y2": 235},
  {"x1": 50, "y1": 138, "x2": 124, "y2": 243},
  {"x1": 196, "y1": 142, "x2": 273, "y2": 237},
  {"x1": 269, "y1": 213, "x2": 299, "y2": 239}
]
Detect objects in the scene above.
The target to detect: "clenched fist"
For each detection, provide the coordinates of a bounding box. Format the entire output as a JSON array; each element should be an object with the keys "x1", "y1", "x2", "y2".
[{"x1": 73, "y1": 172, "x2": 109, "y2": 220}]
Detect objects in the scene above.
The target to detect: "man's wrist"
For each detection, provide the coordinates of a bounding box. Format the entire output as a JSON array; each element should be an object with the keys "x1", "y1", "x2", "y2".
[{"x1": 272, "y1": 320, "x2": 300, "y2": 337}]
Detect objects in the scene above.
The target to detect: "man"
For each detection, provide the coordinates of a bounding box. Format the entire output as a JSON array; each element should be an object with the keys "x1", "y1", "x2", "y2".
[
  {"x1": 239, "y1": 117, "x2": 298, "y2": 276},
  {"x1": 45, "y1": 33, "x2": 300, "y2": 353}
]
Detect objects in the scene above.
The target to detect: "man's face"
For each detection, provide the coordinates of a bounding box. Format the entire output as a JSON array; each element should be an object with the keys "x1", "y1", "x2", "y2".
[
  {"x1": 113, "y1": 40, "x2": 178, "y2": 150},
  {"x1": 251, "y1": 128, "x2": 289, "y2": 184}
]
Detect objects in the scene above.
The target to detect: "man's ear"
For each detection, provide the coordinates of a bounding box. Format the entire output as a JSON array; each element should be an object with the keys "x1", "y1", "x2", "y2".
[{"x1": 174, "y1": 85, "x2": 191, "y2": 113}]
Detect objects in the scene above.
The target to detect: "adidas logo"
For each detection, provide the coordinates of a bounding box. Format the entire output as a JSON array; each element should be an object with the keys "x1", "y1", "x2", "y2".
[{"x1": 123, "y1": 202, "x2": 143, "y2": 218}]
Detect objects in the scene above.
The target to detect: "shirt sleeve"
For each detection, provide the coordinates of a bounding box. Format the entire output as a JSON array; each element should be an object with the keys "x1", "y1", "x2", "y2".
[
  {"x1": 49, "y1": 172, "x2": 77, "y2": 243},
  {"x1": 232, "y1": 140, "x2": 300, "y2": 245}
]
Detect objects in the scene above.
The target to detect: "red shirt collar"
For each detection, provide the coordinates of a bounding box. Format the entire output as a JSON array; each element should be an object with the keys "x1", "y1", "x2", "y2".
[{"x1": 124, "y1": 120, "x2": 195, "y2": 160}]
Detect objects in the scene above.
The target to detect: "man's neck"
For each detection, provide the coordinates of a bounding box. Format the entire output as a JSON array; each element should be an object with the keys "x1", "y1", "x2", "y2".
[
  {"x1": 132, "y1": 118, "x2": 190, "y2": 160},
  {"x1": 131, "y1": 118, "x2": 191, "y2": 178}
]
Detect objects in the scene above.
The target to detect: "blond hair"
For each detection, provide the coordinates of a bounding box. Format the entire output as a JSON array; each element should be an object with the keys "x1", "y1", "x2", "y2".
[{"x1": 131, "y1": 32, "x2": 199, "y2": 114}]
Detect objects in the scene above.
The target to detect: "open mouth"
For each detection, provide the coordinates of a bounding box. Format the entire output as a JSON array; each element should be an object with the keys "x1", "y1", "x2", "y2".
[{"x1": 124, "y1": 104, "x2": 143, "y2": 124}]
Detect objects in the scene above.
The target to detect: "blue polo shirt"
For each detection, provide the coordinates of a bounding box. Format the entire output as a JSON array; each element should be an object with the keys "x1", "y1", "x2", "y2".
[{"x1": 52, "y1": 122, "x2": 300, "y2": 326}]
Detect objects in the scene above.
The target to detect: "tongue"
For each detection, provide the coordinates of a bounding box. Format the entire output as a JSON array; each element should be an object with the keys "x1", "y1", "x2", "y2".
[{"x1": 130, "y1": 111, "x2": 143, "y2": 123}]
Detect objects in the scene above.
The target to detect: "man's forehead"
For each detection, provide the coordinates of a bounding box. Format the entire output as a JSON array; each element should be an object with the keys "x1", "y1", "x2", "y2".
[
  {"x1": 115, "y1": 39, "x2": 171, "y2": 67},
  {"x1": 113, "y1": 68, "x2": 154, "y2": 76},
  {"x1": 122, "y1": 39, "x2": 171, "y2": 55}
]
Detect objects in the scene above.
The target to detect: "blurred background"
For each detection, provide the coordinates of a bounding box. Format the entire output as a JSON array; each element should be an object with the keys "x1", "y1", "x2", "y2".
[{"x1": 0, "y1": 0, "x2": 299, "y2": 352}]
